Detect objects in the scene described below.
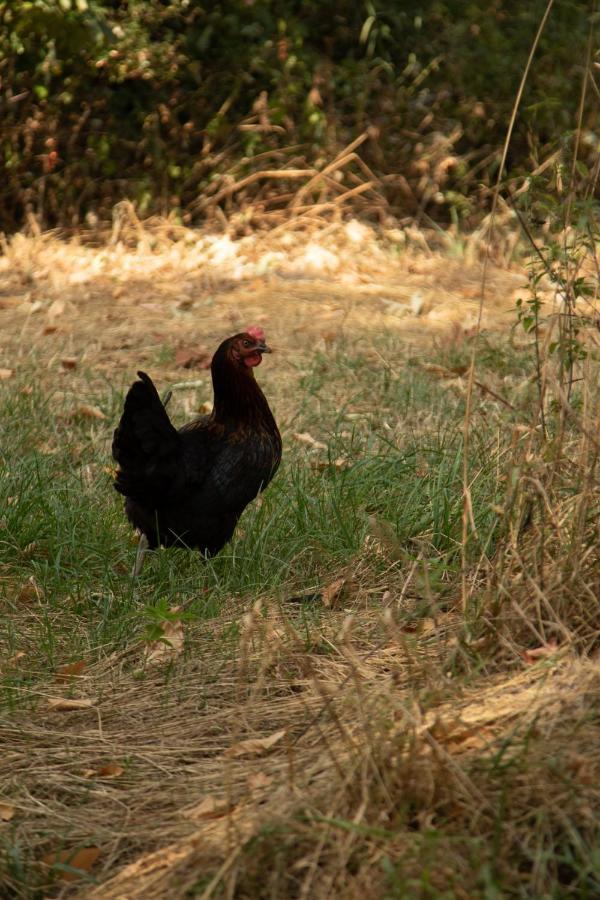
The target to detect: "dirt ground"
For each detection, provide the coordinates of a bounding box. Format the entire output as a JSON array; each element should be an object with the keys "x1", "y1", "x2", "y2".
[{"x1": 0, "y1": 222, "x2": 528, "y2": 389}]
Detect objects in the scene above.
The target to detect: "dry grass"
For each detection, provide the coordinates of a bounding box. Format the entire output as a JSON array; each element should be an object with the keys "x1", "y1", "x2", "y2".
[
  {"x1": 1, "y1": 221, "x2": 600, "y2": 897},
  {"x1": 0, "y1": 216, "x2": 526, "y2": 391},
  {"x1": 4, "y1": 594, "x2": 599, "y2": 899},
  {"x1": 3, "y1": 605, "x2": 598, "y2": 898}
]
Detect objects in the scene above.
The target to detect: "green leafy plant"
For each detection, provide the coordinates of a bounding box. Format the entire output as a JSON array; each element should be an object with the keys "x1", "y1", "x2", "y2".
[{"x1": 0, "y1": 1, "x2": 595, "y2": 230}]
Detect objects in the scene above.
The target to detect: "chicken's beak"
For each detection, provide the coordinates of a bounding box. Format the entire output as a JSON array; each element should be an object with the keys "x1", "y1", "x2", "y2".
[{"x1": 257, "y1": 342, "x2": 272, "y2": 354}]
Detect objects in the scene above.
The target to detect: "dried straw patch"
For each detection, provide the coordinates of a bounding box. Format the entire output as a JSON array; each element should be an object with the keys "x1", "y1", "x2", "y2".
[
  {"x1": 0, "y1": 221, "x2": 526, "y2": 393},
  {"x1": 477, "y1": 426, "x2": 600, "y2": 658},
  {"x1": 2, "y1": 600, "x2": 598, "y2": 897}
]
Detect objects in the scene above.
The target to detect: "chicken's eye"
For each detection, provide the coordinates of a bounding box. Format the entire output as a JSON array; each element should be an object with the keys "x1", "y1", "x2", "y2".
[{"x1": 242, "y1": 339, "x2": 251, "y2": 347}]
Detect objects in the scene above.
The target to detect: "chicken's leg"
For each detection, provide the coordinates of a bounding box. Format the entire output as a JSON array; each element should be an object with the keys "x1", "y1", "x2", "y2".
[{"x1": 132, "y1": 533, "x2": 149, "y2": 577}]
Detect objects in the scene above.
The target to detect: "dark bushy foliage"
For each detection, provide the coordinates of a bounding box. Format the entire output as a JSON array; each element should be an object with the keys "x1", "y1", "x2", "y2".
[{"x1": 0, "y1": 0, "x2": 593, "y2": 231}]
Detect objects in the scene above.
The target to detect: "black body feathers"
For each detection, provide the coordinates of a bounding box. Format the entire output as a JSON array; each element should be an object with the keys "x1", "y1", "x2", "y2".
[{"x1": 112, "y1": 333, "x2": 281, "y2": 555}]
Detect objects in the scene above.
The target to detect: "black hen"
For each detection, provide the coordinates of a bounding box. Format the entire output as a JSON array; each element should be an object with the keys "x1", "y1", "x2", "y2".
[{"x1": 112, "y1": 328, "x2": 281, "y2": 568}]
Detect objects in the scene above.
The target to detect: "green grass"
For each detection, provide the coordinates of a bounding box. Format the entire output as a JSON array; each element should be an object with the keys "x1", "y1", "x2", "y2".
[
  {"x1": 0, "y1": 335, "x2": 520, "y2": 690},
  {"x1": 3, "y1": 333, "x2": 599, "y2": 899}
]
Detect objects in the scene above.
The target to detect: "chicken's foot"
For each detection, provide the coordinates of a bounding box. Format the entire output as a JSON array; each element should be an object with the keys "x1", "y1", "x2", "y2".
[{"x1": 132, "y1": 533, "x2": 149, "y2": 577}]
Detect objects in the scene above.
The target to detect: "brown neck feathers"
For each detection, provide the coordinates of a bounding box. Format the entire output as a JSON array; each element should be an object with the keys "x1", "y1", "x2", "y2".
[{"x1": 211, "y1": 349, "x2": 276, "y2": 432}]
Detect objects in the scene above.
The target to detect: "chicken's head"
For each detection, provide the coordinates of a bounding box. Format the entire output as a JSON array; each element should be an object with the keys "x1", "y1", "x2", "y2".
[{"x1": 227, "y1": 327, "x2": 271, "y2": 369}]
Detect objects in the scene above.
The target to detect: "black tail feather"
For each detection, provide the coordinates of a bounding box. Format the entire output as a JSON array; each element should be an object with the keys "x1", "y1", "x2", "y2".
[{"x1": 112, "y1": 371, "x2": 181, "y2": 503}]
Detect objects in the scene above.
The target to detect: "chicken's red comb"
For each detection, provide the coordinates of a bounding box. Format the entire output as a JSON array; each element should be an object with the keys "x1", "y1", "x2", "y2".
[{"x1": 246, "y1": 325, "x2": 266, "y2": 341}]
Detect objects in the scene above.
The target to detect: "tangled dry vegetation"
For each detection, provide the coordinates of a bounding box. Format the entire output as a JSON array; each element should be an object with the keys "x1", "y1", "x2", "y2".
[
  {"x1": 1, "y1": 221, "x2": 599, "y2": 897},
  {"x1": 3, "y1": 595, "x2": 600, "y2": 898},
  {"x1": 4, "y1": 614, "x2": 600, "y2": 899}
]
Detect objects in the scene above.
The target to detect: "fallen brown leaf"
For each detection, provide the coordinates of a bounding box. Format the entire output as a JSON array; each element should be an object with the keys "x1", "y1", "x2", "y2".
[
  {"x1": 47, "y1": 298, "x2": 66, "y2": 320},
  {"x1": 293, "y1": 431, "x2": 327, "y2": 450},
  {"x1": 429, "y1": 717, "x2": 492, "y2": 751},
  {"x1": 175, "y1": 348, "x2": 212, "y2": 369},
  {"x1": 183, "y1": 795, "x2": 232, "y2": 821},
  {"x1": 144, "y1": 614, "x2": 185, "y2": 666},
  {"x1": 98, "y1": 763, "x2": 124, "y2": 778},
  {"x1": 83, "y1": 763, "x2": 124, "y2": 780},
  {"x1": 421, "y1": 361, "x2": 469, "y2": 378},
  {"x1": 7, "y1": 651, "x2": 26, "y2": 666},
  {"x1": 522, "y1": 640, "x2": 559, "y2": 664},
  {"x1": 265, "y1": 624, "x2": 286, "y2": 644},
  {"x1": 420, "y1": 363, "x2": 454, "y2": 378},
  {"x1": 75, "y1": 404, "x2": 106, "y2": 420},
  {"x1": 61, "y1": 357, "x2": 78, "y2": 370},
  {"x1": 310, "y1": 456, "x2": 349, "y2": 471},
  {"x1": 56, "y1": 660, "x2": 86, "y2": 680},
  {"x1": 247, "y1": 771, "x2": 273, "y2": 791},
  {"x1": 224, "y1": 729, "x2": 286, "y2": 759},
  {"x1": 0, "y1": 368, "x2": 14, "y2": 380},
  {"x1": 41, "y1": 846, "x2": 101, "y2": 883},
  {"x1": 419, "y1": 617, "x2": 438, "y2": 635},
  {"x1": 15, "y1": 576, "x2": 43, "y2": 604},
  {"x1": 367, "y1": 515, "x2": 404, "y2": 561},
  {"x1": 429, "y1": 716, "x2": 466, "y2": 741},
  {"x1": 0, "y1": 802, "x2": 15, "y2": 821},
  {"x1": 566, "y1": 753, "x2": 596, "y2": 785},
  {"x1": 322, "y1": 577, "x2": 347, "y2": 609},
  {"x1": 47, "y1": 697, "x2": 95, "y2": 711}
]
